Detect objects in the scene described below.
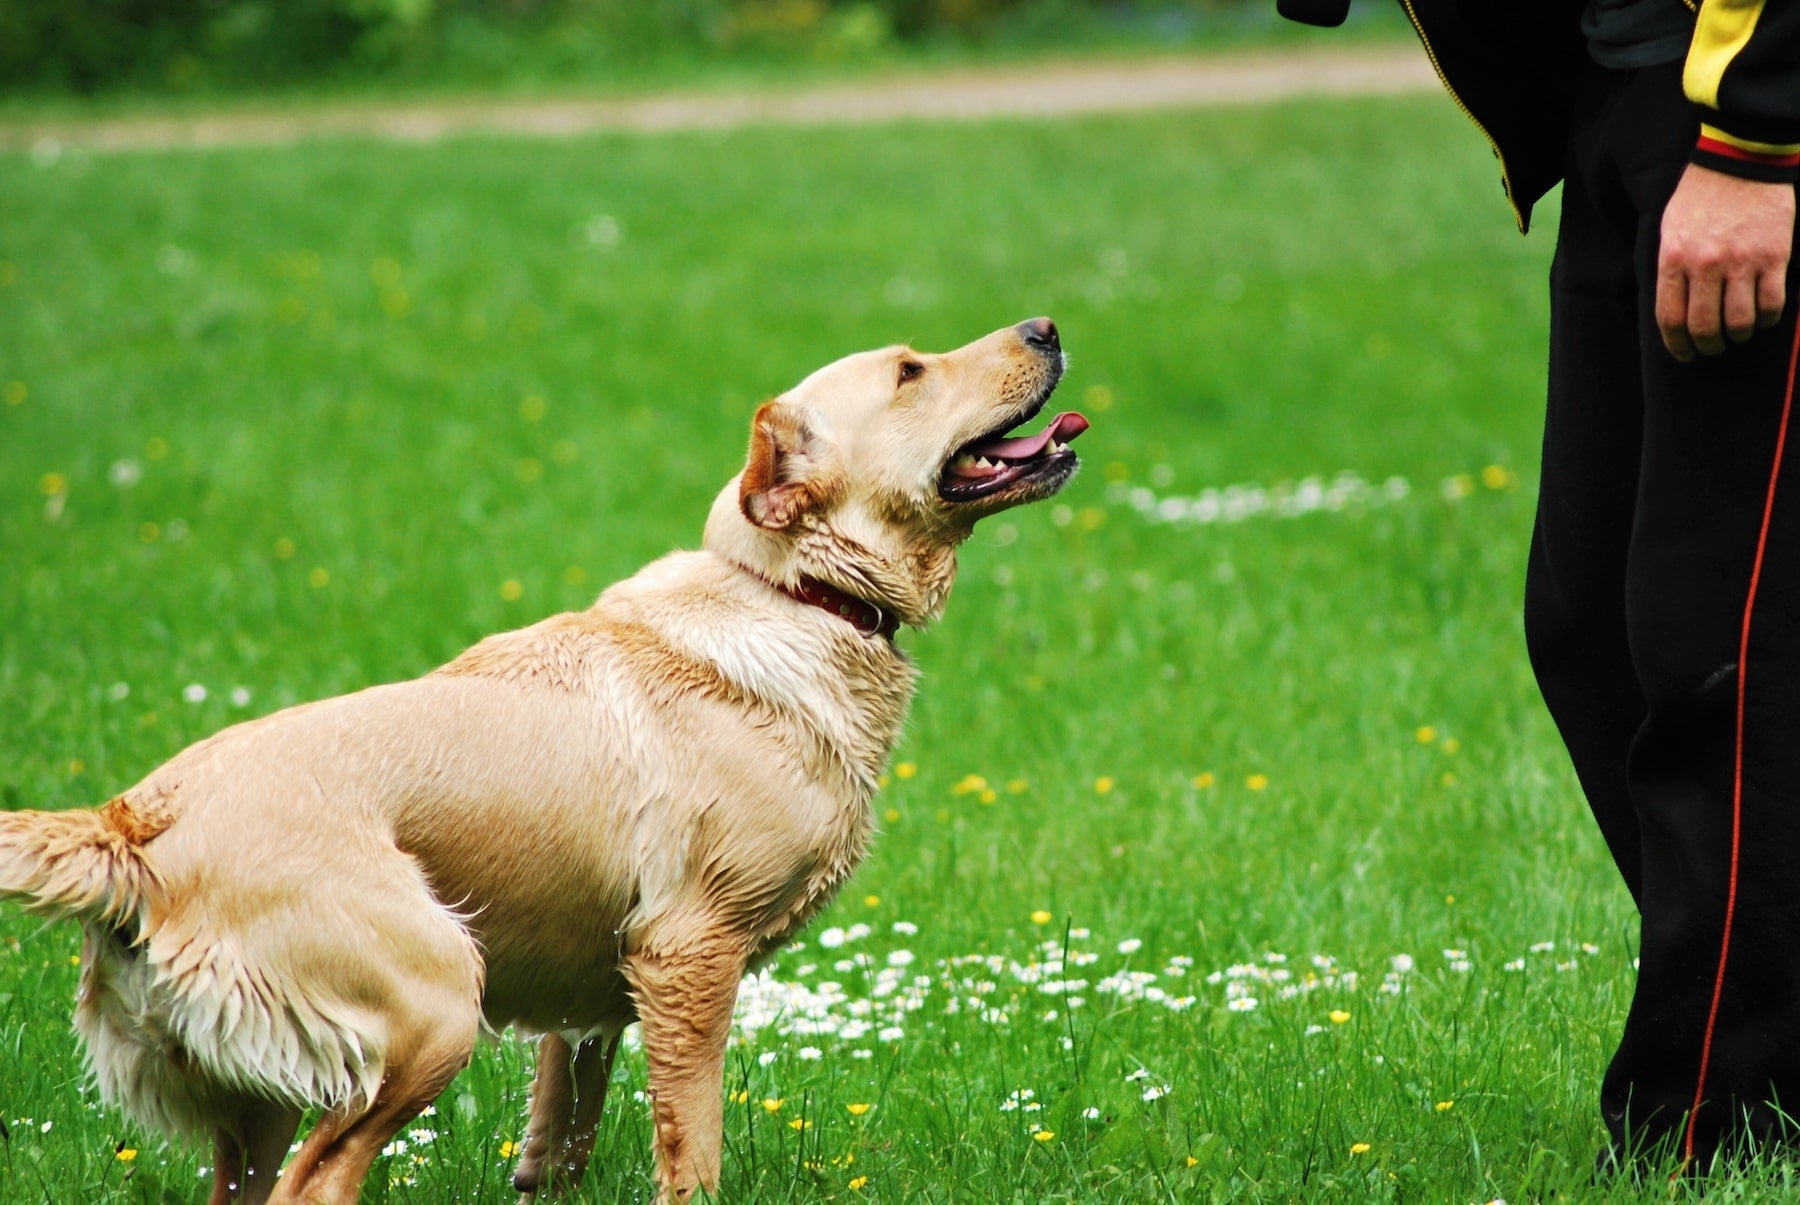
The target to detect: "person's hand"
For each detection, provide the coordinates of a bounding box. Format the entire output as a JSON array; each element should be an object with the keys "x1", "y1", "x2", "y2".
[{"x1": 1655, "y1": 163, "x2": 1795, "y2": 362}]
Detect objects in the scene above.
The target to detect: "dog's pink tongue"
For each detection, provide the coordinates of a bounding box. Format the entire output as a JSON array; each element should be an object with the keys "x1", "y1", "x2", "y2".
[{"x1": 967, "y1": 412, "x2": 1090, "y2": 460}]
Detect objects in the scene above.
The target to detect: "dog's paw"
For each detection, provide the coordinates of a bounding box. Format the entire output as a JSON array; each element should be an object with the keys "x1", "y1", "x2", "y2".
[{"x1": 510, "y1": 1164, "x2": 542, "y2": 1196}]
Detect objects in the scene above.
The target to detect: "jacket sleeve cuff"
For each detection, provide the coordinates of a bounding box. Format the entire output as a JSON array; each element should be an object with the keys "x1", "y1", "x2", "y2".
[{"x1": 1693, "y1": 126, "x2": 1800, "y2": 184}]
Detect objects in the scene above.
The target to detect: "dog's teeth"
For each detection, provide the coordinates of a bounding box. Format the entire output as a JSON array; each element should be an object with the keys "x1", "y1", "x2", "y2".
[
  {"x1": 1050, "y1": 441, "x2": 1065, "y2": 454},
  {"x1": 977, "y1": 457, "x2": 996, "y2": 470}
]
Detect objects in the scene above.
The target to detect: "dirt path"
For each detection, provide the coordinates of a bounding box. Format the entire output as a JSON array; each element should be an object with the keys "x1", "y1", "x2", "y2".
[{"x1": 0, "y1": 42, "x2": 1436, "y2": 155}]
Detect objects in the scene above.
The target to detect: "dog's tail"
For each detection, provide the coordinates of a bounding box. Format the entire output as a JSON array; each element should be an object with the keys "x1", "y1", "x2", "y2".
[{"x1": 0, "y1": 795, "x2": 168, "y2": 926}]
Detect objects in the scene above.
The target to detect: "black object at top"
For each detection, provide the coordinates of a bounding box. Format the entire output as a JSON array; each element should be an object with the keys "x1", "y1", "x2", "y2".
[{"x1": 1276, "y1": 0, "x2": 1351, "y2": 28}]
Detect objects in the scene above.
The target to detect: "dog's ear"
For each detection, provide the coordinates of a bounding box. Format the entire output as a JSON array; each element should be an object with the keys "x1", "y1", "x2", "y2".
[{"x1": 740, "y1": 401, "x2": 834, "y2": 530}]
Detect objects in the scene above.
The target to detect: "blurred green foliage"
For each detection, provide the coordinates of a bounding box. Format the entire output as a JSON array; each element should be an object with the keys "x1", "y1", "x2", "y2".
[{"x1": 0, "y1": 0, "x2": 1269, "y2": 95}]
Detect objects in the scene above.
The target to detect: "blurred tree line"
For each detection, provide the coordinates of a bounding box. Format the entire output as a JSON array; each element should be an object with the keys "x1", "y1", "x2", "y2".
[{"x1": 0, "y1": 0, "x2": 1257, "y2": 95}]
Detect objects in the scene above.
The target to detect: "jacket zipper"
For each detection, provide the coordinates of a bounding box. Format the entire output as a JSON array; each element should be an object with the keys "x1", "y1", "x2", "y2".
[{"x1": 1396, "y1": 0, "x2": 1530, "y2": 233}]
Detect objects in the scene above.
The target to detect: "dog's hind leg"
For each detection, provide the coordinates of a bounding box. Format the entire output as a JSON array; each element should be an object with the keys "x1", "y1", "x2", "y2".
[
  {"x1": 209, "y1": 1100, "x2": 302, "y2": 1205},
  {"x1": 626, "y1": 931, "x2": 747, "y2": 1204},
  {"x1": 273, "y1": 1006, "x2": 478, "y2": 1205},
  {"x1": 269, "y1": 886, "x2": 485, "y2": 1204},
  {"x1": 514, "y1": 1030, "x2": 622, "y2": 1201}
]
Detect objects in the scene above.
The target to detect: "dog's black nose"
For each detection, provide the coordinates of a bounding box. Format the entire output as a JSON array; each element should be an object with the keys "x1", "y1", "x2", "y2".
[{"x1": 1018, "y1": 317, "x2": 1060, "y2": 353}]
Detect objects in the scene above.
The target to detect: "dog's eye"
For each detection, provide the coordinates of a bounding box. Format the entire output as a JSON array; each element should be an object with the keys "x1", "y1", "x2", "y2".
[{"x1": 897, "y1": 360, "x2": 924, "y2": 385}]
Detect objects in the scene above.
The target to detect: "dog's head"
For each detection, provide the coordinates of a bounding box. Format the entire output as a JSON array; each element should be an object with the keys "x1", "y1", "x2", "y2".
[{"x1": 704, "y1": 319, "x2": 1088, "y2": 629}]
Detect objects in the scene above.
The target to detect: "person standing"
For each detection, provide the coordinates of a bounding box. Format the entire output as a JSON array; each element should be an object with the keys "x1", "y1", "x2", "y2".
[{"x1": 1284, "y1": 0, "x2": 1800, "y2": 1172}]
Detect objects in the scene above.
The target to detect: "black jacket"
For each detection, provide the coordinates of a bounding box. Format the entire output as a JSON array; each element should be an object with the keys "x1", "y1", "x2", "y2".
[{"x1": 1380, "y1": 0, "x2": 1800, "y2": 232}]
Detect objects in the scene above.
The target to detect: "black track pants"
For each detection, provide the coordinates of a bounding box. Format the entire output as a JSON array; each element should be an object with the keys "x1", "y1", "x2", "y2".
[{"x1": 1523, "y1": 59, "x2": 1800, "y2": 1163}]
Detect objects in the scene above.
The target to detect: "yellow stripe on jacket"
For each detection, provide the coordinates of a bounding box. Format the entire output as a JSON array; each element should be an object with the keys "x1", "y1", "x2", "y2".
[
  {"x1": 1698, "y1": 122, "x2": 1800, "y2": 158},
  {"x1": 1685, "y1": 0, "x2": 1765, "y2": 111}
]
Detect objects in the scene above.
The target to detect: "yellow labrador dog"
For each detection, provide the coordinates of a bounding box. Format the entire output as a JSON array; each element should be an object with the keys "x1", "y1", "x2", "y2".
[{"x1": 0, "y1": 319, "x2": 1087, "y2": 1204}]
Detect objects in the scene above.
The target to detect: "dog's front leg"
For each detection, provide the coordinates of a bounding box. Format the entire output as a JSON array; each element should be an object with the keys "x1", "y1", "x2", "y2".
[
  {"x1": 514, "y1": 1034, "x2": 575, "y2": 1199},
  {"x1": 515, "y1": 1031, "x2": 623, "y2": 1201},
  {"x1": 625, "y1": 931, "x2": 746, "y2": 1203}
]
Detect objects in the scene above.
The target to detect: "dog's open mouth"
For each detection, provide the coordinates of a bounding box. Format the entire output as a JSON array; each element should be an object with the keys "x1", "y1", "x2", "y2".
[{"x1": 939, "y1": 410, "x2": 1090, "y2": 504}]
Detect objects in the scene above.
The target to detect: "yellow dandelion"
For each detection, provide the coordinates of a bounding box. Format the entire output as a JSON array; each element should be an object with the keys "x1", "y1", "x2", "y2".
[
  {"x1": 68, "y1": 759, "x2": 85, "y2": 776},
  {"x1": 788, "y1": 1118, "x2": 811, "y2": 1131},
  {"x1": 1030, "y1": 910, "x2": 1053, "y2": 925},
  {"x1": 883, "y1": 808, "x2": 900, "y2": 823},
  {"x1": 1329, "y1": 1009, "x2": 1351, "y2": 1024},
  {"x1": 38, "y1": 472, "x2": 66, "y2": 496},
  {"x1": 1441, "y1": 772, "x2": 1458, "y2": 787},
  {"x1": 1077, "y1": 507, "x2": 1106, "y2": 531},
  {"x1": 730, "y1": 1090, "x2": 749, "y2": 1104},
  {"x1": 139, "y1": 522, "x2": 160, "y2": 543},
  {"x1": 1350, "y1": 1142, "x2": 1371, "y2": 1155},
  {"x1": 979, "y1": 788, "x2": 997, "y2": 804},
  {"x1": 145, "y1": 437, "x2": 170, "y2": 460},
  {"x1": 849, "y1": 1176, "x2": 869, "y2": 1191},
  {"x1": 308, "y1": 567, "x2": 330, "y2": 588},
  {"x1": 563, "y1": 565, "x2": 587, "y2": 587},
  {"x1": 516, "y1": 458, "x2": 543, "y2": 483},
  {"x1": 500, "y1": 579, "x2": 524, "y2": 601},
  {"x1": 1415, "y1": 726, "x2": 1436, "y2": 744},
  {"x1": 1185, "y1": 1155, "x2": 1199, "y2": 1167},
  {"x1": 1094, "y1": 776, "x2": 1115, "y2": 794},
  {"x1": 499, "y1": 1139, "x2": 518, "y2": 1158},
  {"x1": 511, "y1": 304, "x2": 544, "y2": 337},
  {"x1": 4, "y1": 380, "x2": 25, "y2": 405},
  {"x1": 894, "y1": 761, "x2": 917, "y2": 779},
  {"x1": 70, "y1": 954, "x2": 80, "y2": 965},
  {"x1": 1191, "y1": 771, "x2": 1215, "y2": 789},
  {"x1": 1245, "y1": 774, "x2": 1268, "y2": 791},
  {"x1": 1006, "y1": 778, "x2": 1029, "y2": 794},
  {"x1": 1443, "y1": 737, "x2": 1461, "y2": 754},
  {"x1": 846, "y1": 1103, "x2": 872, "y2": 1116},
  {"x1": 115, "y1": 1148, "x2": 137, "y2": 1162},
  {"x1": 1481, "y1": 464, "x2": 1511, "y2": 490},
  {"x1": 1445, "y1": 894, "x2": 1456, "y2": 905},
  {"x1": 863, "y1": 895, "x2": 880, "y2": 908},
  {"x1": 833, "y1": 1151, "x2": 856, "y2": 1166},
  {"x1": 761, "y1": 1098, "x2": 783, "y2": 1113},
  {"x1": 519, "y1": 395, "x2": 547, "y2": 422},
  {"x1": 952, "y1": 774, "x2": 988, "y2": 795},
  {"x1": 1435, "y1": 1100, "x2": 1454, "y2": 1112},
  {"x1": 273, "y1": 537, "x2": 297, "y2": 560},
  {"x1": 1033, "y1": 1130, "x2": 1056, "y2": 1143}
]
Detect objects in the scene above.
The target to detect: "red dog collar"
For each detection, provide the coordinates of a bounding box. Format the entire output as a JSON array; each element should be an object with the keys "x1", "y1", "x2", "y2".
[{"x1": 773, "y1": 575, "x2": 899, "y2": 640}]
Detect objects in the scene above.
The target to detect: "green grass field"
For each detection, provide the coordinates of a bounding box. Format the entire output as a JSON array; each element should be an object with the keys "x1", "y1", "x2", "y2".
[{"x1": 2, "y1": 88, "x2": 1786, "y2": 1202}]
